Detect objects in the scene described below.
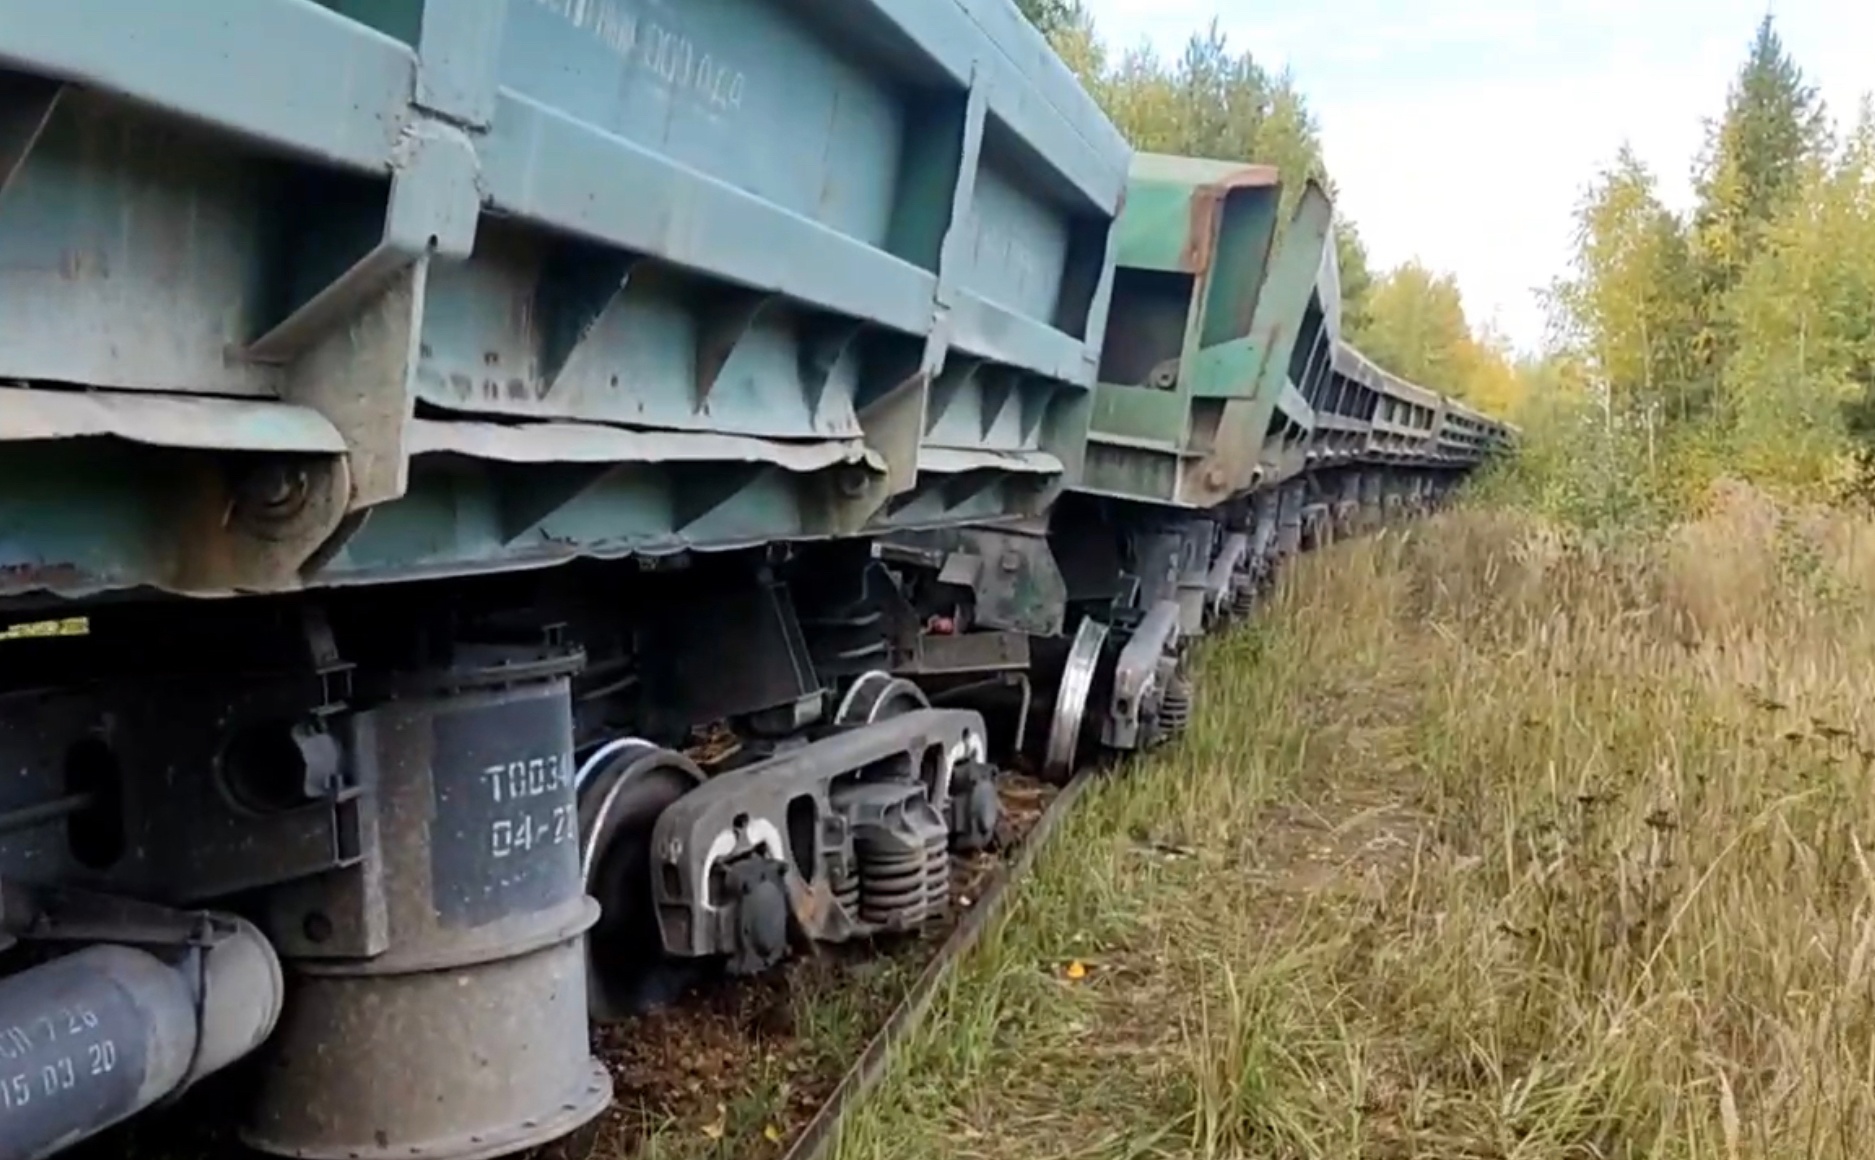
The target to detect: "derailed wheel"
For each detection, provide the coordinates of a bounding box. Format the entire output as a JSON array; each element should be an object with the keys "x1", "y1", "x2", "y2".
[
  {"x1": 1041, "y1": 617, "x2": 1109, "y2": 783},
  {"x1": 835, "y1": 670, "x2": 930, "y2": 726},
  {"x1": 577, "y1": 739, "x2": 706, "y2": 1022}
]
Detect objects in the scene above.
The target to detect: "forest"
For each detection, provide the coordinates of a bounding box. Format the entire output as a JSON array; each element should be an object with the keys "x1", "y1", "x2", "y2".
[{"x1": 1021, "y1": 3, "x2": 1875, "y2": 523}]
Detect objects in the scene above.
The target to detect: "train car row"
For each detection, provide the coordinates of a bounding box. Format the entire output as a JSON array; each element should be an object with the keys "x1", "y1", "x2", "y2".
[{"x1": 0, "y1": 2, "x2": 1513, "y2": 1158}]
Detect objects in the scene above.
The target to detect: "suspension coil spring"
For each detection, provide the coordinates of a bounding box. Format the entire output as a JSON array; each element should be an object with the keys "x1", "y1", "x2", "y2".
[
  {"x1": 855, "y1": 839, "x2": 928, "y2": 927},
  {"x1": 1160, "y1": 676, "x2": 1193, "y2": 735},
  {"x1": 1231, "y1": 578, "x2": 1257, "y2": 621},
  {"x1": 829, "y1": 861, "x2": 861, "y2": 918},
  {"x1": 923, "y1": 829, "x2": 950, "y2": 920}
]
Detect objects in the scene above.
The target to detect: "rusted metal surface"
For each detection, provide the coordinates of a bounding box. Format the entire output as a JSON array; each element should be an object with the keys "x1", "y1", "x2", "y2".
[
  {"x1": 1086, "y1": 157, "x2": 1335, "y2": 510},
  {"x1": 1181, "y1": 163, "x2": 1279, "y2": 274}
]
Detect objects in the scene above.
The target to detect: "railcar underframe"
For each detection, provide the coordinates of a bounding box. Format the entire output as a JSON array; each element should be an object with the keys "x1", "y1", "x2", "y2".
[{"x1": 0, "y1": 464, "x2": 1482, "y2": 1160}]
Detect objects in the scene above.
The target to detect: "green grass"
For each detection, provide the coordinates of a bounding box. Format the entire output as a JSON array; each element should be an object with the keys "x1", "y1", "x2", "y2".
[{"x1": 830, "y1": 486, "x2": 1875, "y2": 1160}]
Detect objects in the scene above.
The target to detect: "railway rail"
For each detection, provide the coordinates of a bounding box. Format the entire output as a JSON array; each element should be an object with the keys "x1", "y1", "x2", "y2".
[
  {"x1": 536, "y1": 504, "x2": 1414, "y2": 1160},
  {"x1": 0, "y1": 2, "x2": 1512, "y2": 1159},
  {"x1": 773, "y1": 766, "x2": 1092, "y2": 1160},
  {"x1": 517, "y1": 766, "x2": 1078, "y2": 1160}
]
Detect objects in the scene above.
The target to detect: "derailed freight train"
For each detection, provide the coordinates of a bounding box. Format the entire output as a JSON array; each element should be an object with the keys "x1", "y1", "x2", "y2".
[{"x1": 0, "y1": 2, "x2": 1513, "y2": 1158}]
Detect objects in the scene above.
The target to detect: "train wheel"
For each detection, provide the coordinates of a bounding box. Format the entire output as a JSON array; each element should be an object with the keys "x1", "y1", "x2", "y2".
[
  {"x1": 1041, "y1": 617, "x2": 1108, "y2": 783},
  {"x1": 834, "y1": 670, "x2": 930, "y2": 726},
  {"x1": 577, "y1": 739, "x2": 706, "y2": 1022}
]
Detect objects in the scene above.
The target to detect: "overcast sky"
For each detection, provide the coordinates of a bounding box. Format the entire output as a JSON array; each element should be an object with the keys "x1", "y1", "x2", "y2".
[{"x1": 1080, "y1": 0, "x2": 1874, "y2": 354}]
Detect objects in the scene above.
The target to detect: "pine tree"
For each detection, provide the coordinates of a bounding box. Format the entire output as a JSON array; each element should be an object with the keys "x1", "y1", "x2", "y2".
[{"x1": 1688, "y1": 14, "x2": 1828, "y2": 388}]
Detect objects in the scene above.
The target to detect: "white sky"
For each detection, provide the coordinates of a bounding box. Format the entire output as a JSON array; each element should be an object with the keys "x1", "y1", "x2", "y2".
[{"x1": 1082, "y1": 0, "x2": 1875, "y2": 353}]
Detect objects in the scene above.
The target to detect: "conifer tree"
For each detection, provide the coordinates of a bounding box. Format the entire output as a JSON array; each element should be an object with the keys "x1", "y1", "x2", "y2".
[{"x1": 1688, "y1": 14, "x2": 1828, "y2": 392}]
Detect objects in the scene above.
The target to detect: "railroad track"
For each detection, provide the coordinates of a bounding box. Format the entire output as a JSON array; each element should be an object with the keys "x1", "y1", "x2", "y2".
[
  {"x1": 775, "y1": 766, "x2": 1094, "y2": 1160},
  {"x1": 514, "y1": 762, "x2": 1092, "y2": 1160}
]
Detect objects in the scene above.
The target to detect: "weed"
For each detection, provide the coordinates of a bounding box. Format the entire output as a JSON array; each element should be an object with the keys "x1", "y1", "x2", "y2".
[{"x1": 833, "y1": 485, "x2": 1875, "y2": 1159}]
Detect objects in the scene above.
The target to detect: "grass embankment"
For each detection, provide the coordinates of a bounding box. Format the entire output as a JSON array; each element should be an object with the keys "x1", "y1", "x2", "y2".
[{"x1": 834, "y1": 486, "x2": 1875, "y2": 1159}]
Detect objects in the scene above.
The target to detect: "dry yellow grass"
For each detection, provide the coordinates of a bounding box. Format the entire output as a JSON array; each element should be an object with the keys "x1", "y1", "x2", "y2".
[{"x1": 831, "y1": 485, "x2": 1875, "y2": 1160}]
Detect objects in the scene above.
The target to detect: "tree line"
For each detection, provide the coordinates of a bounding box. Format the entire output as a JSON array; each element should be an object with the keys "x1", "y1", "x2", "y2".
[
  {"x1": 1023, "y1": 3, "x2": 1875, "y2": 516},
  {"x1": 1536, "y1": 16, "x2": 1875, "y2": 515},
  {"x1": 1019, "y1": 2, "x2": 1529, "y2": 416}
]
